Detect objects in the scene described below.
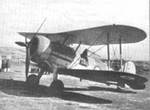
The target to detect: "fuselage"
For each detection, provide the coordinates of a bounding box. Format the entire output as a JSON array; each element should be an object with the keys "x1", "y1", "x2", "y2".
[{"x1": 28, "y1": 35, "x2": 135, "y2": 74}]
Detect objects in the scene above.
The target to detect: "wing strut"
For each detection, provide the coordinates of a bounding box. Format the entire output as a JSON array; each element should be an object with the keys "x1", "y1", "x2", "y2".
[
  {"x1": 74, "y1": 41, "x2": 81, "y2": 54},
  {"x1": 119, "y1": 35, "x2": 122, "y2": 71},
  {"x1": 107, "y1": 32, "x2": 110, "y2": 70}
]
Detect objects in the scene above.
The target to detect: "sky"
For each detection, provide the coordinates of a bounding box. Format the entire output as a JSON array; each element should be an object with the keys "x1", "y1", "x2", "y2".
[{"x1": 0, "y1": 0, "x2": 149, "y2": 61}]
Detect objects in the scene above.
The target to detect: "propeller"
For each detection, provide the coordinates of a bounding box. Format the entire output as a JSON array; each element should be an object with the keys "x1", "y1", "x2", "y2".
[
  {"x1": 15, "y1": 38, "x2": 31, "y2": 80},
  {"x1": 15, "y1": 18, "x2": 47, "y2": 81}
]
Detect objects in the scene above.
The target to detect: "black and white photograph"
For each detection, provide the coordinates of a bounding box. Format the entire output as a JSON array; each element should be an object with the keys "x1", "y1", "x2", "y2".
[{"x1": 0, "y1": 0, "x2": 149, "y2": 110}]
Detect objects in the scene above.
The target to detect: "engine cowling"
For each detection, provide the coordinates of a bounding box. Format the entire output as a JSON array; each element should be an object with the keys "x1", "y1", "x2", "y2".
[
  {"x1": 29, "y1": 35, "x2": 75, "y2": 68},
  {"x1": 30, "y1": 35, "x2": 51, "y2": 57}
]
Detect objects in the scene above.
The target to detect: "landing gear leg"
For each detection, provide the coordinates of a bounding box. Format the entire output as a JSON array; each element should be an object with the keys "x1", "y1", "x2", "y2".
[
  {"x1": 53, "y1": 66, "x2": 58, "y2": 81},
  {"x1": 50, "y1": 66, "x2": 64, "y2": 96}
]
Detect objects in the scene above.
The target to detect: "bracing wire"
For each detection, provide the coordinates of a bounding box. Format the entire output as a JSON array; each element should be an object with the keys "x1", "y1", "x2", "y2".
[
  {"x1": 69, "y1": 31, "x2": 106, "y2": 68},
  {"x1": 69, "y1": 32, "x2": 104, "y2": 68},
  {"x1": 112, "y1": 45, "x2": 117, "y2": 60},
  {"x1": 88, "y1": 45, "x2": 106, "y2": 57},
  {"x1": 69, "y1": 45, "x2": 106, "y2": 68}
]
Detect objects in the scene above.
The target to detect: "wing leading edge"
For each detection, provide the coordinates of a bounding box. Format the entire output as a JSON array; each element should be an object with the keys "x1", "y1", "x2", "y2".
[
  {"x1": 18, "y1": 25, "x2": 146, "y2": 45},
  {"x1": 58, "y1": 68, "x2": 148, "y2": 90}
]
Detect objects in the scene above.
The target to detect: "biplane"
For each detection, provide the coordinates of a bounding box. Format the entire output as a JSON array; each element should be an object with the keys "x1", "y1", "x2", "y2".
[{"x1": 16, "y1": 23, "x2": 148, "y2": 95}]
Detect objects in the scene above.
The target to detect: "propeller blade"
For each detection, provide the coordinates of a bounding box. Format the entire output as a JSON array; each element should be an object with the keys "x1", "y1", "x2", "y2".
[
  {"x1": 15, "y1": 41, "x2": 27, "y2": 47},
  {"x1": 15, "y1": 41, "x2": 30, "y2": 80},
  {"x1": 25, "y1": 45, "x2": 30, "y2": 80}
]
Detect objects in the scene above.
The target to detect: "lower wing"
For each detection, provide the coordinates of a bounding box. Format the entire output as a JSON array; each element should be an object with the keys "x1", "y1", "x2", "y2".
[{"x1": 58, "y1": 69, "x2": 148, "y2": 90}]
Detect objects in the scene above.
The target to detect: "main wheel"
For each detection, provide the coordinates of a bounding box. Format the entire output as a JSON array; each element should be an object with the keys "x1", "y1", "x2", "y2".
[
  {"x1": 26, "y1": 74, "x2": 39, "y2": 89},
  {"x1": 50, "y1": 80, "x2": 64, "y2": 96}
]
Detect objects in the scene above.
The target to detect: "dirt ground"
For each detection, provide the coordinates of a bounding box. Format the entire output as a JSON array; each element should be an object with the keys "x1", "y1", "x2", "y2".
[{"x1": 0, "y1": 62, "x2": 150, "y2": 110}]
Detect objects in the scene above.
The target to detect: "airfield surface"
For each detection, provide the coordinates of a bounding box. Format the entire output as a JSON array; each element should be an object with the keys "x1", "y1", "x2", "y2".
[{"x1": 0, "y1": 62, "x2": 150, "y2": 110}]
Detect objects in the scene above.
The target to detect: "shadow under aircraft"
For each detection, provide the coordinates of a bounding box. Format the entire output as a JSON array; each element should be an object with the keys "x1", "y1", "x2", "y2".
[
  {"x1": 65, "y1": 86, "x2": 136, "y2": 94},
  {"x1": 0, "y1": 78, "x2": 112, "y2": 104}
]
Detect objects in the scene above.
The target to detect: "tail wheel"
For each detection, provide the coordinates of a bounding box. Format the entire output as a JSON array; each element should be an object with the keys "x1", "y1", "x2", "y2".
[
  {"x1": 26, "y1": 74, "x2": 39, "y2": 89},
  {"x1": 50, "y1": 80, "x2": 64, "y2": 96},
  {"x1": 117, "y1": 80, "x2": 125, "y2": 90}
]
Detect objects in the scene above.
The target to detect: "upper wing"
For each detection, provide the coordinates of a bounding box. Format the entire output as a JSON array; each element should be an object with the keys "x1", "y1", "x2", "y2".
[
  {"x1": 18, "y1": 25, "x2": 146, "y2": 45},
  {"x1": 58, "y1": 68, "x2": 148, "y2": 90}
]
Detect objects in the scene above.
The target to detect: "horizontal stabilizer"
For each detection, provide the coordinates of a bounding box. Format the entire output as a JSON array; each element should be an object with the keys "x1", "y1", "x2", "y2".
[{"x1": 58, "y1": 68, "x2": 148, "y2": 90}]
